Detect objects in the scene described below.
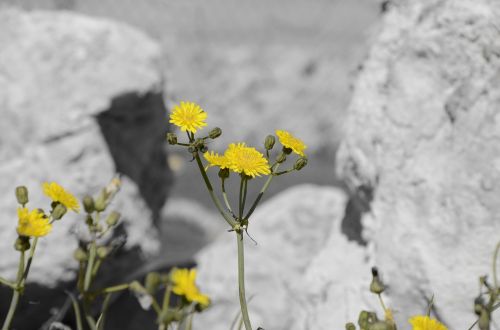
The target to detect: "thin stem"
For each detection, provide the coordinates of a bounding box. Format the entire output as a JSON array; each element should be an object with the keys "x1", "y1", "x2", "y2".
[
  {"x1": 93, "y1": 283, "x2": 130, "y2": 295},
  {"x1": 0, "y1": 277, "x2": 16, "y2": 290},
  {"x1": 193, "y1": 152, "x2": 236, "y2": 227},
  {"x1": 238, "y1": 176, "x2": 245, "y2": 219},
  {"x1": 162, "y1": 284, "x2": 172, "y2": 311},
  {"x1": 21, "y1": 237, "x2": 38, "y2": 282},
  {"x1": 2, "y1": 251, "x2": 25, "y2": 330},
  {"x1": 244, "y1": 164, "x2": 280, "y2": 220},
  {"x1": 221, "y1": 178, "x2": 233, "y2": 213},
  {"x1": 236, "y1": 231, "x2": 252, "y2": 330},
  {"x1": 493, "y1": 241, "x2": 499, "y2": 292},
  {"x1": 96, "y1": 293, "x2": 113, "y2": 330},
  {"x1": 84, "y1": 241, "x2": 97, "y2": 292},
  {"x1": 377, "y1": 293, "x2": 387, "y2": 312},
  {"x1": 65, "y1": 290, "x2": 83, "y2": 330}
]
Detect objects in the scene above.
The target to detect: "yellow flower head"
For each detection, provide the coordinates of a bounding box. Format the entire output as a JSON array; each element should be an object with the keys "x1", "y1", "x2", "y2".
[
  {"x1": 169, "y1": 101, "x2": 208, "y2": 133},
  {"x1": 17, "y1": 207, "x2": 52, "y2": 237},
  {"x1": 409, "y1": 316, "x2": 448, "y2": 330},
  {"x1": 42, "y1": 182, "x2": 80, "y2": 213},
  {"x1": 225, "y1": 143, "x2": 271, "y2": 178},
  {"x1": 276, "y1": 130, "x2": 307, "y2": 156},
  {"x1": 204, "y1": 151, "x2": 231, "y2": 169},
  {"x1": 171, "y1": 268, "x2": 210, "y2": 307}
]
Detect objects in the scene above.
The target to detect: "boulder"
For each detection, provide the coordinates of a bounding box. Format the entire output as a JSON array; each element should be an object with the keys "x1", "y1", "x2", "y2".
[
  {"x1": 0, "y1": 6, "x2": 169, "y2": 298},
  {"x1": 335, "y1": 0, "x2": 500, "y2": 328},
  {"x1": 195, "y1": 184, "x2": 349, "y2": 329}
]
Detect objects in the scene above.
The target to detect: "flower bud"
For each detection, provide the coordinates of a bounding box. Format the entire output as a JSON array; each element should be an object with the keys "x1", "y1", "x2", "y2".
[
  {"x1": 265, "y1": 135, "x2": 276, "y2": 150},
  {"x1": 188, "y1": 146, "x2": 196, "y2": 153},
  {"x1": 368, "y1": 321, "x2": 391, "y2": 330},
  {"x1": 370, "y1": 267, "x2": 385, "y2": 294},
  {"x1": 51, "y1": 203, "x2": 67, "y2": 220},
  {"x1": 105, "y1": 211, "x2": 121, "y2": 227},
  {"x1": 96, "y1": 246, "x2": 109, "y2": 259},
  {"x1": 474, "y1": 296, "x2": 485, "y2": 315},
  {"x1": 478, "y1": 309, "x2": 490, "y2": 330},
  {"x1": 345, "y1": 323, "x2": 356, "y2": 330},
  {"x1": 218, "y1": 168, "x2": 230, "y2": 179},
  {"x1": 14, "y1": 236, "x2": 30, "y2": 251},
  {"x1": 209, "y1": 127, "x2": 222, "y2": 139},
  {"x1": 276, "y1": 153, "x2": 286, "y2": 164},
  {"x1": 15, "y1": 186, "x2": 29, "y2": 205},
  {"x1": 166, "y1": 132, "x2": 178, "y2": 145},
  {"x1": 83, "y1": 195, "x2": 95, "y2": 214},
  {"x1": 294, "y1": 157, "x2": 308, "y2": 171},
  {"x1": 73, "y1": 247, "x2": 88, "y2": 262},
  {"x1": 145, "y1": 272, "x2": 161, "y2": 295},
  {"x1": 358, "y1": 310, "x2": 377, "y2": 329}
]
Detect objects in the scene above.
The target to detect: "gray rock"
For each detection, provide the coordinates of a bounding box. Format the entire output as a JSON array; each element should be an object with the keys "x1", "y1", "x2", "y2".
[
  {"x1": 335, "y1": 0, "x2": 500, "y2": 328},
  {"x1": 0, "y1": 8, "x2": 170, "y2": 288},
  {"x1": 195, "y1": 184, "x2": 348, "y2": 329}
]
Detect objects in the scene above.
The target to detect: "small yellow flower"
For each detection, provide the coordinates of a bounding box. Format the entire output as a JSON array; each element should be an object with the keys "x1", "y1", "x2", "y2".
[
  {"x1": 224, "y1": 143, "x2": 271, "y2": 177},
  {"x1": 171, "y1": 268, "x2": 210, "y2": 307},
  {"x1": 276, "y1": 130, "x2": 307, "y2": 156},
  {"x1": 17, "y1": 207, "x2": 52, "y2": 237},
  {"x1": 409, "y1": 315, "x2": 448, "y2": 330},
  {"x1": 42, "y1": 182, "x2": 80, "y2": 213},
  {"x1": 169, "y1": 101, "x2": 208, "y2": 133},
  {"x1": 204, "y1": 151, "x2": 231, "y2": 169}
]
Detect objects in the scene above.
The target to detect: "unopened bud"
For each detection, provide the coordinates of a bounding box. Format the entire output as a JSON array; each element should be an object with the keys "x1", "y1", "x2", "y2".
[
  {"x1": 73, "y1": 247, "x2": 88, "y2": 261},
  {"x1": 218, "y1": 168, "x2": 230, "y2": 179},
  {"x1": 96, "y1": 246, "x2": 109, "y2": 259},
  {"x1": 358, "y1": 310, "x2": 377, "y2": 329},
  {"x1": 188, "y1": 146, "x2": 196, "y2": 153},
  {"x1": 265, "y1": 135, "x2": 276, "y2": 150},
  {"x1": 83, "y1": 195, "x2": 95, "y2": 214},
  {"x1": 474, "y1": 296, "x2": 485, "y2": 315},
  {"x1": 345, "y1": 323, "x2": 356, "y2": 330},
  {"x1": 167, "y1": 132, "x2": 178, "y2": 145},
  {"x1": 209, "y1": 127, "x2": 222, "y2": 139},
  {"x1": 294, "y1": 157, "x2": 308, "y2": 171},
  {"x1": 105, "y1": 211, "x2": 121, "y2": 227},
  {"x1": 276, "y1": 153, "x2": 286, "y2": 164},
  {"x1": 478, "y1": 309, "x2": 490, "y2": 330},
  {"x1": 370, "y1": 267, "x2": 385, "y2": 294},
  {"x1": 368, "y1": 321, "x2": 391, "y2": 330},
  {"x1": 14, "y1": 236, "x2": 30, "y2": 252},
  {"x1": 15, "y1": 186, "x2": 29, "y2": 205},
  {"x1": 51, "y1": 203, "x2": 67, "y2": 220},
  {"x1": 145, "y1": 272, "x2": 161, "y2": 295}
]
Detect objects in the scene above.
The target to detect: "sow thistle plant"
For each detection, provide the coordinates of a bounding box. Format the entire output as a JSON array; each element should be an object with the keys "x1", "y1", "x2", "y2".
[{"x1": 167, "y1": 101, "x2": 308, "y2": 330}]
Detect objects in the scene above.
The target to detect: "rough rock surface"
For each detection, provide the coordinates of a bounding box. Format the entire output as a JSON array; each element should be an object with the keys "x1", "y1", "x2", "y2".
[
  {"x1": 195, "y1": 185, "x2": 354, "y2": 329},
  {"x1": 0, "y1": 9, "x2": 170, "y2": 288},
  {"x1": 334, "y1": 0, "x2": 500, "y2": 328}
]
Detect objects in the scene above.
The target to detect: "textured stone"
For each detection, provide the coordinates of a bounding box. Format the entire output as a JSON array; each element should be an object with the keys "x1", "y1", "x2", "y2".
[
  {"x1": 195, "y1": 185, "x2": 348, "y2": 329},
  {"x1": 335, "y1": 0, "x2": 500, "y2": 328},
  {"x1": 0, "y1": 8, "x2": 170, "y2": 289}
]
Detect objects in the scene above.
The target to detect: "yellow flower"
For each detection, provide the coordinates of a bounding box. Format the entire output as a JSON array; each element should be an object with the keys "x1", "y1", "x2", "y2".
[
  {"x1": 224, "y1": 143, "x2": 271, "y2": 177},
  {"x1": 42, "y1": 182, "x2": 80, "y2": 213},
  {"x1": 17, "y1": 207, "x2": 52, "y2": 237},
  {"x1": 409, "y1": 316, "x2": 448, "y2": 330},
  {"x1": 276, "y1": 130, "x2": 307, "y2": 156},
  {"x1": 169, "y1": 101, "x2": 208, "y2": 133},
  {"x1": 204, "y1": 151, "x2": 231, "y2": 169},
  {"x1": 171, "y1": 268, "x2": 210, "y2": 307},
  {"x1": 385, "y1": 309, "x2": 394, "y2": 322}
]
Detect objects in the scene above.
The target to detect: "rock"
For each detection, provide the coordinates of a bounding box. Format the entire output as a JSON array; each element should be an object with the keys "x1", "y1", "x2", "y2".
[
  {"x1": 195, "y1": 184, "x2": 349, "y2": 329},
  {"x1": 335, "y1": 0, "x2": 500, "y2": 328},
  {"x1": 0, "y1": 7, "x2": 170, "y2": 323}
]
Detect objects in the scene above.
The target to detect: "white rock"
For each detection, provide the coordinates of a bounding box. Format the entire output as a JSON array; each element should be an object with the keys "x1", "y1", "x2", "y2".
[
  {"x1": 336, "y1": 0, "x2": 500, "y2": 328},
  {"x1": 195, "y1": 184, "x2": 349, "y2": 329},
  {"x1": 0, "y1": 9, "x2": 167, "y2": 287}
]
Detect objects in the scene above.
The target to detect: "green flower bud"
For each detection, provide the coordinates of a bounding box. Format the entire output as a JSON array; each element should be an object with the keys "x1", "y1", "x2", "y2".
[
  {"x1": 265, "y1": 135, "x2": 276, "y2": 150},
  {"x1": 15, "y1": 186, "x2": 29, "y2": 205},
  {"x1": 194, "y1": 138, "x2": 206, "y2": 151},
  {"x1": 368, "y1": 321, "x2": 391, "y2": 330},
  {"x1": 96, "y1": 246, "x2": 109, "y2": 259},
  {"x1": 94, "y1": 177, "x2": 121, "y2": 212},
  {"x1": 188, "y1": 146, "x2": 196, "y2": 153},
  {"x1": 166, "y1": 132, "x2": 178, "y2": 145},
  {"x1": 346, "y1": 323, "x2": 356, "y2": 330},
  {"x1": 218, "y1": 168, "x2": 230, "y2": 179},
  {"x1": 85, "y1": 215, "x2": 93, "y2": 226},
  {"x1": 105, "y1": 211, "x2": 121, "y2": 227},
  {"x1": 200, "y1": 145, "x2": 208, "y2": 153},
  {"x1": 94, "y1": 197, "x2": 106, "y2": 212},
  {"x1": 145, "y1": 272, "x2": 161, "y2": 295},
  {"x1": 276, "y1": 153, "x2": 286, "y2": 164},
  {"x1": 478, "y1": 309, "x2": 490, "y2": 330},
  {"x1": 370, "y1": 267, "x2": 385, "y2": 294},
  {"x1": 73, "y1": 247, "x2": 88, "y2": 262},
  {"x1": 14, "y1": 236, "x2": 30, "y2": 252},
  {"x1": 474, "y1": 296, "x2": 485, "y2": 315},
  {"x1": 209, "y1": 127, "x2": 222, "y2": 139},
  {"x1": 282, "y1": 146, "x2": 292, "y2": 155},
  {"x1": 51, "y1": 203, "x2": 67, "y2": 220},
  {"x1": 294, "y1": 157, "x2": 308, "y2": 171},
  {"x1": 358, "y1": 311, "x2": 378, "y2": 329},
  {"x1": 83, "y1": 195, "x2": 95, "y2": 214}
]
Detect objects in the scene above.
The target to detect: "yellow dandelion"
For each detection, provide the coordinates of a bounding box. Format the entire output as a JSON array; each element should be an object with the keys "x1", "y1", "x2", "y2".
[
  {"x1": 169, "y1": 101, "x2": 208, "y2": 133},
  {"x1": 17, "y1": 207, "x2": 52, "y2": 237},
  {"x1": 204, "y1": 151, "x2": 231, "y2": 169},
  {"x1": 171, "y1": 268, "x2": 210, "y2": 307},
  {"x1": 409, "y1": 315, "x2": 448, "y2": 330},
  {"x1": 224, "y1": 143, "x2": 271, "y2": 178},
  {"x1": 42, "y1": 182, "x2": 80, "y2": 213},
  {"x1": 276, "y1": 130, "x2": 307, "y2": 156}
]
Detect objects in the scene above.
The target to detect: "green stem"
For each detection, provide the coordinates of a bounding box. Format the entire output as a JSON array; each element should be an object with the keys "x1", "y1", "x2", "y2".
[
  {"x1": 493, "y1": 241, "x2": 499, "y2": 292},
  {"x1": 238, "y1": 176, "x2": 245, "y2": 219},
  {"x1": 193, "y1": 152, "x2": 236, "y2": 227},
  {"x1": 21, "y1": 237, "x2": 38, "y2": 283},
  {"x1": 93, "y1": 283, "x2": 130, "y2": 295},
  {"x1": 1, "y1": 251, "x2": 25, "y2": 330},
  {"x1": 65, "y1": 290, "x2": 83, "y2": 330},
  {"x1": 84, "y1": 241, "x2": 97, "y2": 292},
  {"x1": 221, "y1": 178, "x2": 233, "y2": 214},
  {"x1": 236, "y1": 232, "x2": 252, "y2": 330},
  {"x1": 0, "y1": 277, "x2": 16, "y2": 290},
  {"x1": 162, "y1": 284, "x2": 172, "y2": 311},
  {"x1": 96, "y1": 293, "x2": 113, "y2": 330},
  {"x1": 244, "y1": 164, "x2": 280, "y2": 220}
]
